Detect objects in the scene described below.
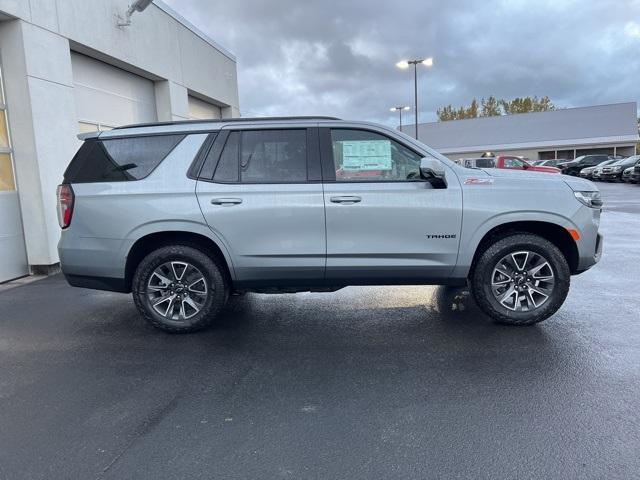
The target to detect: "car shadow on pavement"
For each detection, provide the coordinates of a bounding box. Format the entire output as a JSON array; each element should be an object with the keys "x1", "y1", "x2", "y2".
[{"x1": 204, "y1": 286, "x2": 569, "y2": 362}]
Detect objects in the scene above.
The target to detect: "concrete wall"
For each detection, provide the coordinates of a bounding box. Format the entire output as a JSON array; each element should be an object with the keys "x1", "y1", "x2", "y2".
[
  {"x1": 0, "y1": 0, "x2": 239, "y2": 267},
  {"x1": 0, "y1": 0, "x2": 239, "y2": 115}
]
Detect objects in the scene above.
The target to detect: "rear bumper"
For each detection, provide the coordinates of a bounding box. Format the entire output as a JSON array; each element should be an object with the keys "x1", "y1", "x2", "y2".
[
  {"x1": 58, "y1": 229, "x2": 130, "y2": 292},
  {"x1": 64, "y1": 274, "x2": 129, "y2": 293}
]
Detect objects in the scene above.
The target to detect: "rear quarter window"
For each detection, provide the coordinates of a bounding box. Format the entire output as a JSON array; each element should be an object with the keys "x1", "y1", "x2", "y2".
[{"x1": 64, "y1": 134, "x2": 185, "y2": 183}]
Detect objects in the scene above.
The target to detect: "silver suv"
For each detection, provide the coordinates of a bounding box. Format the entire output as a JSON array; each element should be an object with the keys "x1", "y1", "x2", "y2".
[{"x1": 57, "y1": 117, "x2": 603, "y2": 332}]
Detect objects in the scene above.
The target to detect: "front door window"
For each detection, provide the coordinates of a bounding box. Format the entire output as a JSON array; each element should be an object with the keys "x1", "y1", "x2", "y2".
[{"x1": 330, "y1": 129, "x2": 422, "y2": 181}]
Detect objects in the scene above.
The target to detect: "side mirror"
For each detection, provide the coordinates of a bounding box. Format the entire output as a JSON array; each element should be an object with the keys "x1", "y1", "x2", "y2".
[{"x1": 420, "y1": 157, "x2": 447, "y2": 187}]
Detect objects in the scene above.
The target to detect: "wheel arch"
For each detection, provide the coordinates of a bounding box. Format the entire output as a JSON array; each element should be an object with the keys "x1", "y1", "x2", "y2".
[
  {"x1": 124, "y1": 230, "x2": 235, "y2": 292},
  {"x1": 468, "y1": 220, "x2": 579, "y2": 276}
]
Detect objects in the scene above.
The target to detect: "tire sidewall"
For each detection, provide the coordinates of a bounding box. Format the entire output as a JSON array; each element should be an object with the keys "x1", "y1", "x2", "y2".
[
  {"x1": 132, "y1": 245, "x2": 227, "y2": 333},
  {"x1": 473, "y1": 234, "x2": 570, "y2": 325}
]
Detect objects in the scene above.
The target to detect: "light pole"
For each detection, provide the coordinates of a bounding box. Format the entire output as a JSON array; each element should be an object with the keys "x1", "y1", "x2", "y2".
[
  {"x1": 390, "y1": 106, "x2": 410, "y2": 130},
  {"x1": 396, "y1": 57, "x2": 433, "y2": 140}
]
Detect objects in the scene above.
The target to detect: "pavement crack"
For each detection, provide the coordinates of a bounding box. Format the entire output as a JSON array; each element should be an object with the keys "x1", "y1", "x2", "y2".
[{"x1": 95, "y1": 392, "x2": 182, "y2": 479}]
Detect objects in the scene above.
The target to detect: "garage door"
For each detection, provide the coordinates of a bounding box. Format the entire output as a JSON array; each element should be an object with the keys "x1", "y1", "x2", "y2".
[
  {"x1": 188, "y1": 95, "x2": 221, "y2": 120},
  {"x1": 71, "y1": 52, "x2": 157, "y2": 132}
]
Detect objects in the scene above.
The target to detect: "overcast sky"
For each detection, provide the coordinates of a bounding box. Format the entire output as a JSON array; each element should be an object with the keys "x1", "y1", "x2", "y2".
[{"x1": 164, "y1": 0, "x2": 640, "y2": 127}]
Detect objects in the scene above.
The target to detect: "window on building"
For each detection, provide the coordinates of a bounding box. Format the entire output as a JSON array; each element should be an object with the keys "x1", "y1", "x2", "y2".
[
  {"x1": 0, "y1": 70, "x2": 16, "y2": 192},
  {"x1": 538, "y1": 151, "x2": 556, "y2": 160},
  {"x1": 576, "y1": 147, "x2": 614, "y2": 156},
  {"x1": 556, "y1": 150, "x2": 574, "y2": 160},
  {"x1": 0, "y1": 153, "x2": 15, "y2": 191},
  {"x1": 330, "y1": 129, "x2": 422, "y2": 181},
  {"x1": 0, "y1": 111, "x2": 10, "y2": 148}
]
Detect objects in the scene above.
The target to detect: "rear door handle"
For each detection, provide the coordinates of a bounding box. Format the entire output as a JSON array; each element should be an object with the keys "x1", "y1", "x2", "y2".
[
  {"x1": 210, "y1": 198, "x2": 243, "y2": 206},
  {"x1": 330, "y1": 195, "x2": 362, "y2": 204}
]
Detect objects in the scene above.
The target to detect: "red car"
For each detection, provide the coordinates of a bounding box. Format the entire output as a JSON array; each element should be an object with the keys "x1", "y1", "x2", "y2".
[{"x1": 494, "y1": 155, "x2": 561, "y2": 173}]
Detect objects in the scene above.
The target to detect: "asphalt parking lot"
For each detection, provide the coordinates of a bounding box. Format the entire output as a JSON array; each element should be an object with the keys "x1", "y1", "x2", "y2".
[{"x1": 1, "y1": 182, "x2": 639, "y2": 480}]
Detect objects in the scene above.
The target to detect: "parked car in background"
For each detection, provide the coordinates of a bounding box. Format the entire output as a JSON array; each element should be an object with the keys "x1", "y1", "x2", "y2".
[
  {"x1": 631, "y1": 161, "x2": 640, "y2": 184},
  {"x1": 459, "y1": 156, "x2": 560, "y2": 173},
  {"x1": 599, "y1": 156, "x2": 640, "y2": 182},
  {"x1": 622, "y1": 166, "x2": 634, "y2": 183},
  {"x1": 494, "y1": 155, "x2": 561, "y2": 173},
  {"x1": 558, "y1": 155, "x2": 613, "y2": 176},
  {"x1": 57, "y1": 116, "x2": 603, "y2": 332},
  {"x1": 536, "y1": 160, "x2": 559, "y2": 167},
  {"x1": 457, "y1": 157, "x2": 497, "y2": 168},
  {"x1": 580, "y1": 159, "x2": 617, "y2": 180}
]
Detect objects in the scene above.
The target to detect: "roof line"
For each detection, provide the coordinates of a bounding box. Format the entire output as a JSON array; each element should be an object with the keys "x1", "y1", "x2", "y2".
[
  {"x1": 152, "y1": 1, "x2": 236, "y2": 62},
  {"x1": 403, "y1": 101, "x2": 638, "y2": 128},
  {"x1": 113, "y1": 116, "x2": 342, "y2": 130}
]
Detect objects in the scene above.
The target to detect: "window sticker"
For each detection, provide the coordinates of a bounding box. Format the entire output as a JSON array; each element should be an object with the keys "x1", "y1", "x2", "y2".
[{"x1": 339, "y1": 140, "x2": 392, "y2": 171}]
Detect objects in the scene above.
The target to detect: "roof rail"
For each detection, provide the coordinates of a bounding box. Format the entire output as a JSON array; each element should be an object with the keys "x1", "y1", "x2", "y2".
[{"x1": 113, "y1": 116, "x2": 342, "y2": 130}]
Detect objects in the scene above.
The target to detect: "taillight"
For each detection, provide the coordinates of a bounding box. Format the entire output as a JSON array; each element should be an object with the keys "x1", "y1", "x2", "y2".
[{"x1": 56, "y1": 184, "x2": 74, "y2": 229}]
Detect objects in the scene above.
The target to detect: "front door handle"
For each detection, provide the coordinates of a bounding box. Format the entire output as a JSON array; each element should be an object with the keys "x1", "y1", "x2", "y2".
[
  {"x1": 330, "y1": 195, "x2": 362, "y2": 204},
  {"x1": 210, "y1": 198, "x2": 243, "y2": 206}
]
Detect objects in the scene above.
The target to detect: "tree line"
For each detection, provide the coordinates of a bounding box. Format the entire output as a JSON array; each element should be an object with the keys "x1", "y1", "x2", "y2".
[{"x1": 437, "y1": 96, "x2": 555, "y2": 121}]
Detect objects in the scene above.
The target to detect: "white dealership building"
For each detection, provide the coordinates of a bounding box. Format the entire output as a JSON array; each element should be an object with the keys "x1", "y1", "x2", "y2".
[
  {"x1": 0, "y1": 0, "x2": 239, "y2": 282},
  {"x1": 401, "y1": 102, "x2": 639, "y2": 162}
]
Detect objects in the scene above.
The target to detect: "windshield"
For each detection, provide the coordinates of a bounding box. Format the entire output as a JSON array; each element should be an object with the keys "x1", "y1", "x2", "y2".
[
  {"x1": 612, "y1": 156, "x2": 639, "y2": 166},
  {"x1": 597, "y1": 159, "x2": 616, "y2": 167}
]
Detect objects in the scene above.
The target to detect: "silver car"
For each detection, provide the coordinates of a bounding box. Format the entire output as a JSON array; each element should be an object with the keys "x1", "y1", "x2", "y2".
[{"x1": 58, "y1": 117, "x2": 603, "y2": 332}]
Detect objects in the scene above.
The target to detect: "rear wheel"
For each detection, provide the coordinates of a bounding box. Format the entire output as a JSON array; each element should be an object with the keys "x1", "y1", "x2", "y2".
[
  {"x1": 132, "y1": 245, "x2": 228, "y2": 333},
  {"x1": 470, "y1": 234, "x2": 570, "y2": 325}
]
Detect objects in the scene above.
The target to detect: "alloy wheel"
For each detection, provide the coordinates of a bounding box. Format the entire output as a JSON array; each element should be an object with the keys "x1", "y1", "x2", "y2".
[
  {"x1": 146, "y1": 261, "x2": 209, "y2": 320},
  {"x1": 490, "y1": 250, "x2": 555, "y2": 312}
]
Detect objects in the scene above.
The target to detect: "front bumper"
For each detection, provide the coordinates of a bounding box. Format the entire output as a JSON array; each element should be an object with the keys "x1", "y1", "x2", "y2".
[
  {"x1": 599, "y1": 172, "x2": 621, "y2": 180},
  {"x1": 575, "y1": 232, "x2": 603, "y2": 274},
  {"x1": 594, "y1": 233, "x2": 603, "y2": 264}
]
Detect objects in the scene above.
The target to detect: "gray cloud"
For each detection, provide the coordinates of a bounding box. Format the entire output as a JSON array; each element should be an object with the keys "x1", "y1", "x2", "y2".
[{"x1": 164, "y1": 0, "x2": 640, "y2": 127}]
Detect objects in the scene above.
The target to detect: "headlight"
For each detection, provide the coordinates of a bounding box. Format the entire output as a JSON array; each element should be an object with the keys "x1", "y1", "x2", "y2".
[
  {"x1": 613, "y1": 166, "x2": 622, "y2": 172},
  {"x1": 574, "y1": 191, "x2": 603, "y2": 208}
]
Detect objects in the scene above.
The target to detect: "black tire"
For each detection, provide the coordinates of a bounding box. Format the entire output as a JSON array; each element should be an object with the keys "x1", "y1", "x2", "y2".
[
  {"x1": 470, "y1": 233, "x2": 570, "y2": 326},
  {"x1": 132, "y1": 244, "x2": 228, "y2": 333}
]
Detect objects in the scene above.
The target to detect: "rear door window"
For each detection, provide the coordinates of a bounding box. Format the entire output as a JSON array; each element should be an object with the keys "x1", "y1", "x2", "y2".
[
  {"x1": 209, "y1": 129, "x2": 308, "y2": 183},
  {"x1": 213, "y1": 132, "x2": 240, "y2": 182},
  {"x1": 64, "y1": 134, "x2": 184, "y2": 183},
  {"x1": 240, "y1": 130, "x2": 307, "y2": 183}
]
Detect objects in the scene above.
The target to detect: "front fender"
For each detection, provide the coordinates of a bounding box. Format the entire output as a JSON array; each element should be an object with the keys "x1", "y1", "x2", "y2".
[{"x1": 453, "y1": 210, "x2": 578, "y2": 278}]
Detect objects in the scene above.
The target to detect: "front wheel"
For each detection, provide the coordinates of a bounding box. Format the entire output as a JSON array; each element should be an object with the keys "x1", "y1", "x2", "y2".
[
  {"x1": 470, "y1": 234, "x2": 570, "y2": 325},
  {"x1": 132, "y1": 245, "x2": 228, "y2": 333}
]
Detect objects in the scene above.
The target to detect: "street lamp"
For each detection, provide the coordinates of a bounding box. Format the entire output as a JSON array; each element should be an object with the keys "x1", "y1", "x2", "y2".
[
  {"x1": 390, "y1": 106, "x2": 410, "y2": 129},
  {"x1": 396, "y1": 57, "x2": 433, "y2": 140}
]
